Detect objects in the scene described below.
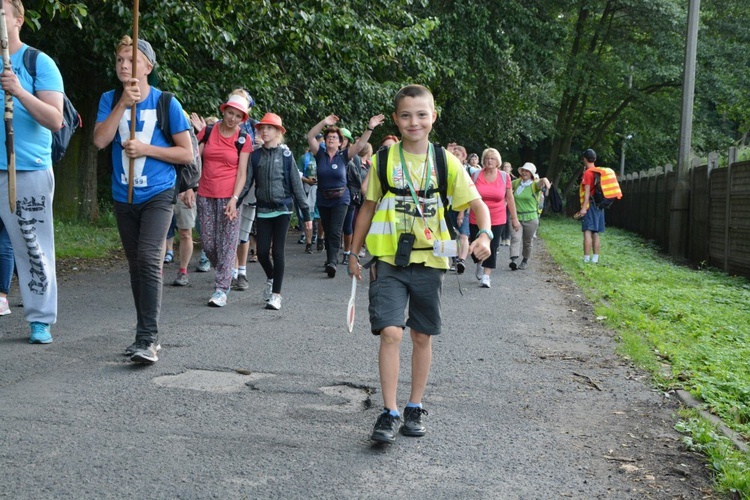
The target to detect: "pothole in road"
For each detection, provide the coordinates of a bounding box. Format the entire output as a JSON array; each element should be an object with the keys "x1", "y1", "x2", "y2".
[
  {"x1": 302, "y1": 383, "x2": 374, "y2": 413},
  {"x1": 152, "y1": 369, "x2": 276, "y2": 393}
]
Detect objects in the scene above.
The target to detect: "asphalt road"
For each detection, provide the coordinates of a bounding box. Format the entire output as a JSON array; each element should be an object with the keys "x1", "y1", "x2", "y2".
[{"x1": 0, "y1": 232, "x2": 713, "y2": 498}]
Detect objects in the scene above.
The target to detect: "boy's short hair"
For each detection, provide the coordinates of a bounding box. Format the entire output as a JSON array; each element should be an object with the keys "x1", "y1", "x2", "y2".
[
  {"x1": 9, "y1": 0, "x2": 24, "y2": 18},
  {"x1": 115, "y1": 35, "x2": 156, "y2": 67},
  {"x1": 393, "y1": 84, "x2": 434, "y2": 111}
]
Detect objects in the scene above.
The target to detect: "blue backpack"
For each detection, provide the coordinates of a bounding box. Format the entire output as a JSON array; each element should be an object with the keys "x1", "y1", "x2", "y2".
[{"x1": 23, "y1": 47, "x2": 82, "y2": 163}]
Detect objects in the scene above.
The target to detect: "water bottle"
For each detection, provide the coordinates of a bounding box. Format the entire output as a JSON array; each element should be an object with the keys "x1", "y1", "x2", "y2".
[{"x1": 308, "y1": 156, "x2": 317, "y2": 182}]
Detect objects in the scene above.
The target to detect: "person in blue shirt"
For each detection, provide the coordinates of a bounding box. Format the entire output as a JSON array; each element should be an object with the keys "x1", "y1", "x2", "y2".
[
  {"x1": 0, "y1": 0, "x2": 64, "y2": 344},
  {"x1": 306, "y1": 113, "x2": 384, "y2": 277},
  {"x1": 93, "y1": 36, "x2": 193, "y2": 364}
]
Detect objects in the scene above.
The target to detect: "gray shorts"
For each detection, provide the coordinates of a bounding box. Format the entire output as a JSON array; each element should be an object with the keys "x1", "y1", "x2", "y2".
[
  {"x1": 239, "y1": 203, "x2": 257, "y2": 242},
  {"x1": 368, "y1": 261, "x2": 445, "y2": 336},
  {"x1": 174, "y1": 197, "x2": 196, "y2": 230}
]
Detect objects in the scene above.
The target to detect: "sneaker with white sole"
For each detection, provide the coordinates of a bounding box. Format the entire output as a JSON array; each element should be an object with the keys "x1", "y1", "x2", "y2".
[
  {"x1": 130, "y1": 339, "x2": 160, "y2": 364},
  {"x1": 29, "y1": 322, "x2": 52, "y2": 344},
  {"x1": 266, "y1": 293, "x2": 282, "y2": 310},
  {"x1": 208, "y1": 290, "x2": 227, "y2": 307},
  {"x1": 480, "y1": 275, "x2": 491, "y2": 288},
  {"x1": 173, "y1": 272, "x2": 189, "y2": 286},
  {"x1": 0, "y1": 296, "x2": 10, "y2": 316},
  {"x1": 125, "y1": 341, "x2": 162, "y2": 357},
  {"x1": 196, "y1": 257, "x2": 211, "y2": 272},
  {"x1": 518, "y1": 260, "x2": 528, "y2": 270},
  {"x1": 262, "y1": 279, "x2": 273, "y2": 302}
]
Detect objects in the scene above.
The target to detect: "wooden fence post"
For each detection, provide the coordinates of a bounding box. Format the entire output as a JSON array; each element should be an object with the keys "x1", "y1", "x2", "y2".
[{"x1": 724, "y1": 148, "x2": 738, "y2": 270}]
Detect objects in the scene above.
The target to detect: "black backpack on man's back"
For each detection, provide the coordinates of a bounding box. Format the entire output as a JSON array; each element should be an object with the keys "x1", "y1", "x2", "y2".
[{"x1": 23, "y1": 47, "x2": 82, "y2": 163}]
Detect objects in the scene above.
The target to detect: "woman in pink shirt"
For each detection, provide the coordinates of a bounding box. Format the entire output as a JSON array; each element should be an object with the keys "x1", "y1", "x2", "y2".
[
  {"x1": 196, "y1": 91, "x2": 253, "y2": 307},
  {"x1": 469, "y1": 148, "x2": 520, "y2": 288}
]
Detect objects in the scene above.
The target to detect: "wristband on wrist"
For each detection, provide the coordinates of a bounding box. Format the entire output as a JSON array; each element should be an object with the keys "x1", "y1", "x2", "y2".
[
  {"x1": 366, "y1": 126, "x2": 374, "y2": 131},
  {"x1": 232, "y1": 195, "x2": 239, "y2": 201},
  {"x1": 350, "y1": 253, "x2": 360, "y2": 262},
  {"x1": 476, "y1": 228, "x2": 494, "y2": 241}
]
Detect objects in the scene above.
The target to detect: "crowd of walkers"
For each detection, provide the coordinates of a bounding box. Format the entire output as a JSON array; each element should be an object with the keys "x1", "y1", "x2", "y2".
[{"x1": 0, "y1": 13, "x2": 568, "y2": 446}]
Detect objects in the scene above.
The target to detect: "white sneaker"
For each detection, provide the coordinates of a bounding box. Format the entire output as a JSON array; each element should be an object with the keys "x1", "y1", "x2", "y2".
[
  {"x1": 266, "y1": 293, "x2": 282, "y2": 310},
  {"x1": 0, "y1": 297, "x2": 10, "y2": 316},
  {"x1": 263, "y1": 279, "x2": 273, "y2": 302},
  {"x1": 208, "y1": 290, "x2": 227, "y2": 307},
  {"x1": 475, "y1": 262, "x2": 483, "y2": 280},
  {"x1": 480, "y1": 275, "x2": 491, "y2": 288}
]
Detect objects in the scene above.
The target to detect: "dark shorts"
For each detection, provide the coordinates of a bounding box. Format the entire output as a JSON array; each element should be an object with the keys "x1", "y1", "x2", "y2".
[
  {"x1": 368, "y1": 261, "x2": 445, "y2": 336},
  {"x1": 582, "y1": 204, "x2": 605, "y2": 233}
]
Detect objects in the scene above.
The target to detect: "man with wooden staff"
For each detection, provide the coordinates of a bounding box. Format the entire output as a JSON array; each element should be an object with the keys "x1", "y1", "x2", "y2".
[
  {"x1": 0, "y1": 0, "x2": 64, "y2": 344},
  {"x1": 93, "y1": 35, "x2": 192, "y2": 364}
]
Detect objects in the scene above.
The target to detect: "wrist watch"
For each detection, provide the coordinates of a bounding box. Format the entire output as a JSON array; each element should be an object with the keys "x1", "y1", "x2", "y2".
[{"x1": 476, "y1": 228, "x2": 494, "y2": 241}]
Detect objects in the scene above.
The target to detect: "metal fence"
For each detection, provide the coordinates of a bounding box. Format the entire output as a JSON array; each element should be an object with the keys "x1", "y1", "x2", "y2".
[{"x1": 565, "y1": 148, "x2": 750, "y2": 278}]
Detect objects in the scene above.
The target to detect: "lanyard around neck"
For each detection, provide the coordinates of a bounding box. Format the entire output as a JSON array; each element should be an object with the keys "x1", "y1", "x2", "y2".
[{"x1": 398, "y1": 144, "x2": 435, "y2": 239}]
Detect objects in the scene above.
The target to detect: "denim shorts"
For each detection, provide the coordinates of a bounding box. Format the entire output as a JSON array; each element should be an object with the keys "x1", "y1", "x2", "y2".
[
  {"x1": 368, "y1": 261, "x2": 445, "y2": 335},
  {"x1": 449, "y1": 209, "x2": 470, "y2": 236},
  {"x1": 581, "y1": 204, "x2": 606, "y2": 233}
]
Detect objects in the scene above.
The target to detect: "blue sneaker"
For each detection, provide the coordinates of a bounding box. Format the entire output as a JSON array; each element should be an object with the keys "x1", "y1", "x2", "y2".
[{"x1": 29, "y1": 322, "x2": 52, "y2": 344}]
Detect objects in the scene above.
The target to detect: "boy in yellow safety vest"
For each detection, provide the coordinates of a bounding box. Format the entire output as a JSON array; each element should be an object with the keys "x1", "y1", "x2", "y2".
[{"x1": 347, "y1": 84, "x2": 492, "y2": 444}]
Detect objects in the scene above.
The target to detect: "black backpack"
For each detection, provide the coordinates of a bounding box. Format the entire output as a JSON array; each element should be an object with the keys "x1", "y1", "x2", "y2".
[
  {"x1": 111, "y1": 88, "x2": 201, "y2": 194},
  {"x1": 375, "y1": 143, "x2": 456, "y2": 238},
  {"x1": 23, "y1": 47, "x2": 82, "y2": 163}
]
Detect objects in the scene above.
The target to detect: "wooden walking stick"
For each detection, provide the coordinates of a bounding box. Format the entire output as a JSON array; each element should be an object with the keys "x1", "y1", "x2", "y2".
[
  {"x1": 127, "y1": 0, "x2": 140, "y2": 203},
  {"x1": 0, "y1": 9, "x2": 16, "y2": 213}
]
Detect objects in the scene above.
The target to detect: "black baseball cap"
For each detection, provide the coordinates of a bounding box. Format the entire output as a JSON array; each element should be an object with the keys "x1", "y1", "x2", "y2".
[{"x1": 582, "y1": 149, "x2": 596, "y2": 161}]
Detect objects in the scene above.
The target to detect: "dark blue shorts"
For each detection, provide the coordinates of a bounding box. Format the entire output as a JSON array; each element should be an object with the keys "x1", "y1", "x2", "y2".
[{"x1": 581, "y1": 204, "x2": 605, "y2": 233}]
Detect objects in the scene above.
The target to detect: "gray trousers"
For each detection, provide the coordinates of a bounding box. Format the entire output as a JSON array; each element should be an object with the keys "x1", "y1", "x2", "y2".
[
  {"x1": 510, "y1": 218, "x2": 539, "y2": 260},
  {"x1": 0, "y1": 169, "x2": 57, "y2": 324}
]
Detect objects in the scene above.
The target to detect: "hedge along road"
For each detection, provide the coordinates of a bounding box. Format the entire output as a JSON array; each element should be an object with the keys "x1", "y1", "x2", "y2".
[{"x1": 0, "y1": 233, "x2": 713, "y2": 498}]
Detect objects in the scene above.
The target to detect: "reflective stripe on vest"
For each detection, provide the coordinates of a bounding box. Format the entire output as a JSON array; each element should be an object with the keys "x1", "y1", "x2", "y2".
[{"x1": 366, "y1": 150, "x2": 452, "y2": 256}]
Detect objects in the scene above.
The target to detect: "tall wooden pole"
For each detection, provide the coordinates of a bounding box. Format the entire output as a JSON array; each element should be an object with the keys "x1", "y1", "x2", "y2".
[
  {"x1": 0, "y1": 9, "x2": 16, "y2": 213},
  {"x1": 127, "y1": 0, "x2": 140, "y2": 204}
]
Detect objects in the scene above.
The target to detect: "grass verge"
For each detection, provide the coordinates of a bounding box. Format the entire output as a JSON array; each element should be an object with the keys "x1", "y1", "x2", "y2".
[
  {"x1": 541, "y1": 215, "x2": 750, "y2": 497},
  {"x1": 55, "y1": 212, "x2": 122, "y2": 260}
]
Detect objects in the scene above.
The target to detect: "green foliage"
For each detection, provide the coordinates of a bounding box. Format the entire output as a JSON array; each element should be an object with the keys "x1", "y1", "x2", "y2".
[{"x1": 541, "y1": 216, "x2": 750, "y2": 491}]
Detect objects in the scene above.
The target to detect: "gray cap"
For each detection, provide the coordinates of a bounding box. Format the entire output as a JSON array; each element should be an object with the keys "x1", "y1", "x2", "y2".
[{"x1": 137, "y1": 39, "x2": 157, "y2": 66}]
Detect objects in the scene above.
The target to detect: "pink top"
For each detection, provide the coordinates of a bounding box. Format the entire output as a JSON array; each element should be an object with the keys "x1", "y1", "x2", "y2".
[
  {"x1": 196, "y1": 126, "x2": 253, "y2": 198},
  {"x1": 469, "y1": 169, "x2": 508, "y2": 226}
]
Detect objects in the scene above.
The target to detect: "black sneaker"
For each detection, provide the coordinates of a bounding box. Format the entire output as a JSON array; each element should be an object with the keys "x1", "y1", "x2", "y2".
[
  {"x1": 455, "y1": 259, "x2": 466, "y2": 275},
  {"x1": 509, "y1": 258, "x2": 518, "y2": 271},
  {"x1": 124, "y1": 341, "x2": 162, "y2": 357},
  {"x1": 130, "y1": 340, "x2": 160, "y2": 364},
  {"x1": 401, "y1": 406, "x2": 428, "y2": 437},
  {"x1": 305, "y1": 243, "x2": 313, "y2": 254},
  {"x1": 326, "y1": 263, "x2": 337, "y2": 278},
  {"x1": 317, "y1": 240, "x2": 325, "y2": 252},
  {"x1": 370, "y1": 410, "x2": 401, "y2": 444},
  {"x1": 342, "y1": 253, "x2": 350, "y2": 265}
]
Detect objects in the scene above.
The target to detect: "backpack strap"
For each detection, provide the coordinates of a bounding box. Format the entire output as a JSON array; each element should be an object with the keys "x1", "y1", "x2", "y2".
[
  {"x1": 237, "y1": 129, "x2": 248, "y2": 157},
  {"x1": 157, "y1": 91, "x2": 173, "y2": 144},
  {"x1": 199, "y1": 124, "x2": 215, "y2": 145},
  {"x1": 22, "y1": 47, "x2": 40, "y2": 92}
]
